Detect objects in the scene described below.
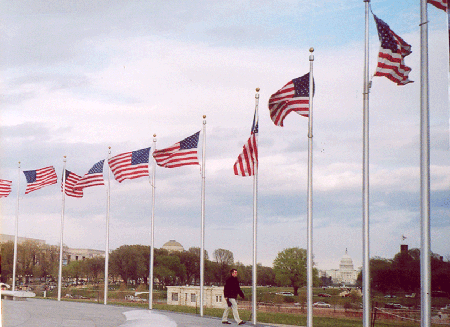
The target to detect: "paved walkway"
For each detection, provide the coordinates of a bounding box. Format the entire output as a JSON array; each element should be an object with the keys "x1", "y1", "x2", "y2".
[{"x1": 1, "y1": 299, "x2": 284, "y2": 327}]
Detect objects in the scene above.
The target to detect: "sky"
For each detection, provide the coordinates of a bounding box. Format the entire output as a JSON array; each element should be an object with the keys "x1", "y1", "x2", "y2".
[{"x1": 1, "y1": 0, "x2": 449, "y2": 271}]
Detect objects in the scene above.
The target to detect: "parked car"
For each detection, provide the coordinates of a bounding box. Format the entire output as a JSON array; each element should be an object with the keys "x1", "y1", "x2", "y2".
[
  {"x1": 125, "y1": 295, "x2": 147, "y2": 302},
  {"x1": 313, "y1": 302, "x2": 331, "y2": 308},
  {"x1": 384, "y1": 294, "x2": 397, "y2": 298},
  {"x1": 385, "y1": 303, "x2": 403, "y2": 309},
  {"x1": 440, "y1": 304, "x2": 450, "y2": 310},
  {"x1": 318, "y1": 293, "x2": 331, "y2": 297},
  {"x1": 276, "y1": 292, "x2": 294, "y2": 296}
]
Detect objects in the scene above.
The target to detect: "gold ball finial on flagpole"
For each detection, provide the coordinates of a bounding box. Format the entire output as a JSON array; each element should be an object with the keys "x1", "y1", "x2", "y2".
[
  {"x1": 203, "y1": 115, "x2": 206, "y2": 119},
  {"x1": 256, "y1": 87, "x2": 260, "y2": 92},
  {"x1": 153, "y1": 134, "x2": 156, "y2": 137},
  {"x1": 309, "y1": 47, "x2": 314, "y2": 53}
]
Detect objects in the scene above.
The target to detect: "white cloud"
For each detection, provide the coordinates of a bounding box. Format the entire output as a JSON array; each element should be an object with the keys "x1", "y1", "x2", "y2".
[{"x1": 1, "y1": 1, "x2": 448, "y2": 272}]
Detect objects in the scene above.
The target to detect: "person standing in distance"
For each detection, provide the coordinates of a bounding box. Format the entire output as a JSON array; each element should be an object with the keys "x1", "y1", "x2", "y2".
[{"x1": 222, "y1": 268, "x2": 245, "y2": 325}]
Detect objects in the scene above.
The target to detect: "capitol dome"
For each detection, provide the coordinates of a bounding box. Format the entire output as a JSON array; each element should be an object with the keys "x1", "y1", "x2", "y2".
[
  {"x1": 162, "y1": 240, "x2": 184, "y2": 253},
  {"x1": 339, "y1": 249, "x2": 354, "y2": 271}
]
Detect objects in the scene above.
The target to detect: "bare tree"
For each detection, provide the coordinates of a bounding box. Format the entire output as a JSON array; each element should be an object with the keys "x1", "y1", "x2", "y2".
[{"x1": 213, "y1": 248, "x2": 234, "y2": 284}]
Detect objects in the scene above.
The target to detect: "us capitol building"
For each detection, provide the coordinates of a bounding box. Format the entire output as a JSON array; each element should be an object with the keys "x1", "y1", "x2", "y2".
[{"x1": 318, "y1": 249, "x2": 360, "y2": 286}]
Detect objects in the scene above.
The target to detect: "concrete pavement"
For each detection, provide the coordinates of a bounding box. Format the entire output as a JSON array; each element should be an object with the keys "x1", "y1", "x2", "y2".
[{"x1": 1, "y1": 299, "x2": 283, "y2": 327}]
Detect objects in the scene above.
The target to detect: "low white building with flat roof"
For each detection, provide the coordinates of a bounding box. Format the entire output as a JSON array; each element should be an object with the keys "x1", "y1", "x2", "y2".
[{"x1": 166, "y1": 286, "x2": 225, "y2": 309}]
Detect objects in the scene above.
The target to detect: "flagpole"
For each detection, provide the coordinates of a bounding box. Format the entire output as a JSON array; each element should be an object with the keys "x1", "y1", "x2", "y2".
[
  {"x1": 12, "y1": 162, "x2": 20, "y2": 292},
  {"x1": 252, "y1": 88, "x2": 260, "y2": 325},
  {"x1": 420, "y1": 1, "x2": 431, "y2": 326},
  {"x1": 149, "y1": 134, "x2": 157, "y2": 310},
  {"x1": 104, "y1": 147, "x2": 111, "y2": 305},
  {"x1": 200, "y1": 115, "x2": 206, "y2": 317},
  {"x1": 306, "y1": 47, "x2": 314, "y2": 327},
  {"x1": 57, "y1": 156, "x2": 67, "y2": 301},
  {"x1": 362, "y1": 1, "x2": 371, "y2": 327}
]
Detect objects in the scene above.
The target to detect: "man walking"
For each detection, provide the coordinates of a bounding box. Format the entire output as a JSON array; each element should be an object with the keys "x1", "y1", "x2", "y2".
[{"x1": 222, "y1": 268, "x2": 245, "y2": 325}]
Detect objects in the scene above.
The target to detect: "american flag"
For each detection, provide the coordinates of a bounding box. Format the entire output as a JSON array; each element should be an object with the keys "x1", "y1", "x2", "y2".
[
  {"x1": 373, "y1": 15, "x2": 413, "y2": 86},
  {"x1": 0, "y1": 179, "x2": 12, "y2": 198},
  {"x1": 233, "y1": 115, "x2": 258, "y2": 176},
  {"x1": 268, "y1": 73, "x2": 312, "y2": 127},
  {"x1": 62, "y1": 170, "x2": 83, "y2": 198},
  {"x1": 23, "y1": 166, "x2": 57, "y2": 194},
  {"x1": 74, "y1": 160, "x2": 105, "y2": 190},
  {"x1": 153, "y1": 132, "x2": 200, "y2": 168},
  {"x1": 108, "y1": 147, "x2": 150, "y2": 183},
  {"x1": 428, "y1": 0, "x2": 448, "y2": 11}
]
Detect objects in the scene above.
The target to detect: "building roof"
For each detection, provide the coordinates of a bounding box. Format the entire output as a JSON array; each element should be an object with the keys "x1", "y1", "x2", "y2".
[
  {"x1": 162, "y1": 240, "x2": 184, "y2": 252},
  {"x1": 339, "y1": 249, "x2": 354, "y2": 270}
]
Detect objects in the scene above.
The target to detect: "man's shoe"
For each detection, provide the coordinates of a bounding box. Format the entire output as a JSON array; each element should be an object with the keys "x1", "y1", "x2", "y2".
[
  {"x1": 222, "y1": 322, "x2": 231, "y2": 325},
  {"x1": 238, "y1": 322, "x2": 246, "y2": 325}
]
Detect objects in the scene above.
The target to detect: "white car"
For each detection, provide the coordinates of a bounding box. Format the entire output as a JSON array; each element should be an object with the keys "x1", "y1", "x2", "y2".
[
  {"x1": 313, "y1": 301, "x2": 331, "y2": 308},
  {"x1": 276, "y1": 292, "x2": 294, "y2": 296}
]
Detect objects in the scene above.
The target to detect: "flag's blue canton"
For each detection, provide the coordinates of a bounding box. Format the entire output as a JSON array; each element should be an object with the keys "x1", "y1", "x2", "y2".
[
  {"x1": 293, "y1": 73, "x2": 310, "y2": 97},
  {"x1": 253, "y1": 123, "x2": 259, "y2": 134},
  {"x1": 375, "y1": 16, "x2": 398, "y2": 52},
  {"x1": 131, "y1": 147, "x2": 150, "y2": 165},
  {"x1": 24, "y1": 170, "x2": 37, "y2": 183},
  {"x1": 180, "y1": 131, "x2": 200, "y2": 149},
  {"x1": 88, "y1": 160, "x2": 104, "y2": 174},
  {"x1": 64, "y1": 170, "x2": 71, "y2": 180}
]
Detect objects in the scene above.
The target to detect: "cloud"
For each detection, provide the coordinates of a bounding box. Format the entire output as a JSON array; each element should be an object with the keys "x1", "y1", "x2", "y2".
[{"x1": 1, "y1": 1, "x2": 448, "y2": 272}]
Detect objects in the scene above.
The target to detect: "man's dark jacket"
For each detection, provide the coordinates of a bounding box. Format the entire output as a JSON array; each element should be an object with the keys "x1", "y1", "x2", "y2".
[{"x1": 223, "y1": 276, "x2": 244, "y2": 299}]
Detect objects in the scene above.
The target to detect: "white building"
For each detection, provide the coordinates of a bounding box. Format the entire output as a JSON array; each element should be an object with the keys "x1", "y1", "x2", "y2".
[
  {"x1": 166, "y1": 286, "x2": 225, "y2": 309},
  {"x1": 66, "y1": 248, "x2": 105, "y2": 262},
  {"x1": 320, "y1": 249, "x2": 360, "y2": 286}
]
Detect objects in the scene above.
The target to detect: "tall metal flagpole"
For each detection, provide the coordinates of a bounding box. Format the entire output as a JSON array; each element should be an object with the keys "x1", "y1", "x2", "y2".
[
  {"x1": 252, "y1": 88, "x2": 260, "y2": 325},
  {"x1": 149, "y1": 134, "x2": 157, "y2": 310},
  {"x1": 362, "y1": 1, "x2": 371, "y2": 327},
  {"x1": 306, "y1": 47, "x2": 315, "y2": 327},
  {"x1": 12, "y1": 162, "x2": 20, "y2": 292},
  {"x1": 420, "y1": 1, "x2": 431, "y2": 326},
  {"x1": 58, "y1": 156, "x2": 67, "y2": 301},
  {"x1": 200, "y1": 115, "x2": 207, "y2": 317},
  {"x1": 104, "y1": 147, "x2": 111, "y2": 305}
]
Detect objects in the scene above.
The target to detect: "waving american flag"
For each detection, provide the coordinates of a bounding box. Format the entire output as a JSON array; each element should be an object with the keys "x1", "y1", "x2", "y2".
[
  {"x1": 23, "y1": 166, "x2": 57, "y2": 194},
  {"x1": 233, "y1": 114, "x2": 258, "y2": 176},
  {"x1": 0, "y1": 179, "x2": 12, "y2": 198},
  {"x1": 108, "y1": 148, "x2": 150, "y2": 182},
  {"x1": 373, "y1": 15, "x2": 413, "y2": 85},
  {"x1": 268, "y1": 73, "x2": 312, "y2": 127},
  {"x1": 153, "y1": 132, "x2": 200, "y2": 168}
]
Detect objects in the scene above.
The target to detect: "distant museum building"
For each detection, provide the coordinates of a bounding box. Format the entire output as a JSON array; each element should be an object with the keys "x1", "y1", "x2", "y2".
[
  {"x1": 319, "y1": 249, "x2": 360, "y2": 286},
  {"x1": 162, "y1": 240, "x2": 184, "y2": 253}
]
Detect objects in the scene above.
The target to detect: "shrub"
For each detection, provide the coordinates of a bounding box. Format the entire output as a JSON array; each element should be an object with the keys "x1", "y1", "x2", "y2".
[{"x1": 284, "y1": 296, "x2": 296, "y2": 303}]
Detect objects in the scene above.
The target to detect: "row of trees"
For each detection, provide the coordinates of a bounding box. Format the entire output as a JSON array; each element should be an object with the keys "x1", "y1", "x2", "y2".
[
  {"x1": 361, "y1": 248, "x2": 450, "y2": 295},
  {"x1": 0, "y1": 240, "x2": 280, "y2": 287},
  {"x1": 3, "y1": 240, "x2": 447, "y2": 296}
]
